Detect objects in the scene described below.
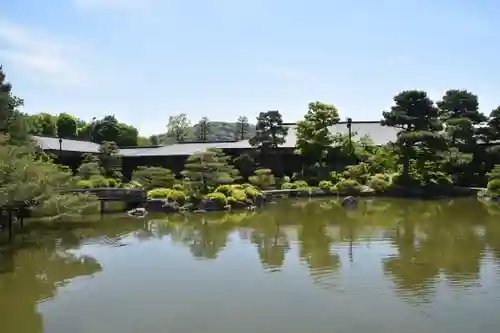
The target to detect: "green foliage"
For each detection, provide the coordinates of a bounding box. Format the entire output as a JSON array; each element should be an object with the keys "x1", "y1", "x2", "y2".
[
  {"x1": 194, "y1": 116, "x2": 211, "y2": 141},
  {"x1": 181, "y1": 148, "x2": 240, "y2": 193},
  {"x1": 214, "y1": 184, "x2": 248, "y2": 201},
  {"x1": 205, "y1": 192, "x2": 227, "y2": 206},
  {"x1": 319, "y1": 180, "x2": 333, "y2": 191},
  {"x1": 367, "y1": 175, "x2": 391, "y2": 193},
  {"x1": 235, "y1": 116, "x2": 250, "y2": 140},
  {"x1": 227, "y1": 196, "x2": 238, "y2": 206},
  {"x1": 132, "y1": 166, "x2": 175, "y2": 190},
  {"x1": 214, "y1": 184, "x2": 234, "y2": 197},
  {"x1": 295, "y1": 101, "x2": 340, "y2": 167},
  {"x1": 281, "y1": 180, "x2": 309, "y2": 189},
  {"x1": 99, "y1": 141, "x2": 122, "y2": 179},
  {"x1": 335, "y1": 179, "x2": 363, "y2": 195},
  {"x1": 329, "y1": 171, "x2": 343, "y2": 184},
  {"x1": 248, "y1": 168, "x2": 275, "y2": 190},
  {"x1": 166, "y1": 113, "x2": 191, "y2": 142},
  {"x1": 250, "y1": 110, "x2": 288, "y2": 149},
  {"x1": 487, "y1": 165, "x2": 500, "y2": 181},
  {"x1": 487, "y1": 179, "x2": 500, "y2": 196},
  {"x1": 76, "y1": 179, "x2": 93, "y2": 189},
  {"x1": 77, "y1": 160, "x2": 104, "y2": 180},
  {"x1": 56, "y1": 113, "x2": 77, "y2": 138},
  {"x1": 343, "y1": 162, "x2": 370, "y2": 184},
  {"x1": 0, "y1": 139, "x2": 98, "y2": 218},
  {"x1": 243, "y1": 185, "x2": 261, "y2": 198},
  {"x1": 123, "y1": 180, "x2": 142, "y2": 189},
  {"x1": 147, "y1": 188, "x2": 186, "y2": 204},
  {"x1": 382, "y1": 90, "x2": 447, "y2": 183}
]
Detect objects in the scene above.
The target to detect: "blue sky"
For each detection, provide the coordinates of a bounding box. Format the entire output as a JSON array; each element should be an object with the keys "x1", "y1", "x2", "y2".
[{"x1": 2, "y1": 0, "x2": 500, "y2": 136}]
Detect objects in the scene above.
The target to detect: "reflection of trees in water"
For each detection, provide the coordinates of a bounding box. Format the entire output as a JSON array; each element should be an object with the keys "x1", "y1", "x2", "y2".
[
  {"x1": 0, "y1": 238, "x2": 102, "y2": 333},
  {"x1": 250, "y1": 217, "x2": 290, "y2": 272},
  {"x1": 149, "y1": 198, "x2": 498, "y2": 301},
  {"x1": 381, "y1": 199, "x2": 491, "y2": 302}
]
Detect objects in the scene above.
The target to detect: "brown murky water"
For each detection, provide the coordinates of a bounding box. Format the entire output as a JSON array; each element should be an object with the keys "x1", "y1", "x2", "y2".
[{"x1": 1, "y1": 198, "x2": 500, "y2": 333}]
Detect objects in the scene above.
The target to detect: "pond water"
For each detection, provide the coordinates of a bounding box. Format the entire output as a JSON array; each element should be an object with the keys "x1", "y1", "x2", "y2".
[{"x1": 1, "y1": 198, "x2": 500, "y2": 333}]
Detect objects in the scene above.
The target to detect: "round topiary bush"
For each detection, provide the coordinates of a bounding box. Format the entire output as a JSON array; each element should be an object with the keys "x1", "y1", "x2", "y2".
[
  {"x1": 76, "y1": 179, "x2": 94, "y2": 189},
  {"x1": 292, "y1": 180, "x2": 308, "y2": 189},
  {"x1": 281, "y1": 182, "x2": 293, "y2": 189},
  {"x1": 487, "y1": 178, "x2": 500, "y2": 196},
  {"x1": 368, "y1": 176, "x2": 390, "y2": 193},
  {"x1": 147, "y1": 188, "x2": 186, "y2": 205},
  {"x1": 244, "y1": 185, "x2": 262, "y2": 198},
  {"x1": 205, "y1": 192, "x2": 228, "y2": 206},
  {"x1": 336, "y1": 179, "x2": 363, "y2": 195},
  {"x1": 214, "y1": 184, "x2": 234, "y2": 197},
  {"x1": 231, "y1": 189, "x2": 247, "y2": 201},
  {"x1": 319, "y1": 180, "x2": 333, "y2": 191}
]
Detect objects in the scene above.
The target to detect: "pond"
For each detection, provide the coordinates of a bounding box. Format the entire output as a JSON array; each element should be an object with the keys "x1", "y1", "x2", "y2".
[{"x1": 1, "y1": 198, "x2": 500, "y2": 333}]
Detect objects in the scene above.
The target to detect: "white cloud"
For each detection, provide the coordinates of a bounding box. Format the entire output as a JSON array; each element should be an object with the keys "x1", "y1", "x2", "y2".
[
  {"x1": 254, "y1": 64, "x2": 317, "y2": 81},
  {"x1": 0, "y1": 19, "x2": 87, "y2": 87}
]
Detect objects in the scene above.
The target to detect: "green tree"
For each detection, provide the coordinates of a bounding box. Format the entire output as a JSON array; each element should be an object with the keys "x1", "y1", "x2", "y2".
[
  {"x1": 194, "y1": 116, "x2": 211, "y2": 141},
  {"x1": 295, "y1": 101, "x2": 340, "y2": 174},
  {"x1": 382, "y1": 90, "x2": 447, "y2": 184},
  {"x1": 166, "y1": 113, "x2": 190, "y2": 142},
  {"x1": 92, "y1": 115, "x2": 120, "y2": 143},
  {"x1": 116, "y1": 123, "x2": 139, "y2": 146},
  {"x1": 56, "y1": 113, "x2": 77, "y2": 138},
  {"x1": 99, "y1": 141, "x2": 122, "y2": 179},
  {"x1": 181, "y1": 148, "x2": 239, "y2": 193},
  {"x1": 0, "y1": 67, "x2": 30, "y2": 145},
  {"x1": 250, "y1": 110, "x2": 288, "y2": 164},
  {"x1": 235, "y1": 116, "x2": 249, "y2": 140},
  {"x1": 149, "y1": 135, "x2": 160, "y2": 145},
  {"x1": 132, "y1": 166, "x2": 175, "y2": 190},
  {"x1": 437, "y1": 90, "x2": 487, "y2": 177},
  {"x1": 35, "y1": 113, "x2": 57, "y2": 136},
  {"x1": 0, "y1": 135, "x2": 97, "y2": 219}
]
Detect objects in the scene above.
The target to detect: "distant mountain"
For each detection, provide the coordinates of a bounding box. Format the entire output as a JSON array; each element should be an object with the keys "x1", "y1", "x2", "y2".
[{"x1": 155, "y1": 121, "x2": 257, "y2": 144}]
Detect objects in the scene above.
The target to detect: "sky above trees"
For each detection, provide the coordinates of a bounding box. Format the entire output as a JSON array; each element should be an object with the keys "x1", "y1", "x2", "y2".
[{"x1": 2, "y1": 0, "x2": 500, "y2": 136}]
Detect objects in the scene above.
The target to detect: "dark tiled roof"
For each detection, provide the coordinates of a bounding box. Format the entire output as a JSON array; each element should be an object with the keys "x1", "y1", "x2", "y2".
[
  {"x1": 120, "y1": 121, "x2": 399, "y2": 157},
  {"x1": 33, "y1": 136, "x2": 100, "y2": 153},
  {"x1": 33, "y1": 121, "x2": 400, "y2": 157}
]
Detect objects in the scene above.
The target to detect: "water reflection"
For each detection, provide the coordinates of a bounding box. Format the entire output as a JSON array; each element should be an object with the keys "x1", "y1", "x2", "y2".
[{"x1": 1, "y1": 198, "x2": 500, "y2": 333}]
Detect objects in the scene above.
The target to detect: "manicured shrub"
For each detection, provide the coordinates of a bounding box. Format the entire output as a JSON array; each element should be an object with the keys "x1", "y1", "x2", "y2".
[
  {"x1": 227, "y1": 196, "x2": 238, "y2": 206},
  {"x1": 107, "y1": 178, "x2": 120, "y2": 188},
  {"x1": 319, "y1": 180, "x2": 333, "y2": 191},
  {"x1": 249, "y1": 168, "x2": 275, "y2": 190},
  {"x1": 487, "y1": 179, "x2": 500, "y2": 196},
  {"x1": 173, "y1": 183, "x2": 184, "y2": 191},
  {"x1": 343, "y1": 163, "x2": 370, "y2": 184},
  {"x1": 244, "y1": 185, "x2": 262, "y2": 198},
  {"x1": 329, "y1": 171, "x2": 343, "y2": 184},
  {"x1": 214, "y1": 184, "x2": 234, "y2": 197},
  {"x1": 368, "y1": 175, "x2": 390, "y2": 193},
  {"x1": 90, "y1": 175, "x2": 110, "y2": 188},
  {"x1": 205, "y1": 192, "x2": 228, "y2": 206},
  {"x1": 76, "y1": 179, "x2": 93, "y2": 189},
  {"x1": 123, "y1": 180, "x2": 142, "y2": 189},
  {"x1": 281, "y1": 182, "x2": 293, "y2": 189},
  {"x1": 231, "y1": 189, "x2": 247, "y2": 201},
  {"x1": 336, "y1": 179, "x2": 363, "y2": 195},
  {"x1": 292, "y1": 180, "x2": 308, "y2": 189},
  {"x1": 147, "y1": 188, "x2": 186, "y2": 204}
]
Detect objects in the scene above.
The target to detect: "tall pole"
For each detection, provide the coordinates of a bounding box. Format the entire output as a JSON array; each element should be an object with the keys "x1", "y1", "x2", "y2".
[
  {"x1": 347, "y1": 117, "x2": 353, "y2": 158},
  {"x1": 58, "y1": 137, "x2": 63, "y2": 161}
]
